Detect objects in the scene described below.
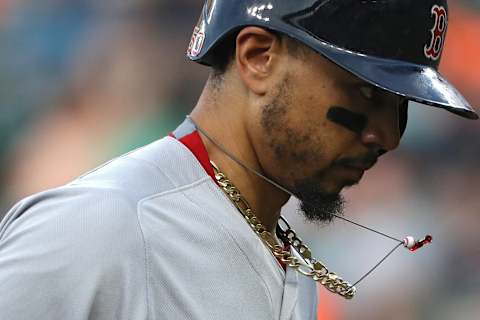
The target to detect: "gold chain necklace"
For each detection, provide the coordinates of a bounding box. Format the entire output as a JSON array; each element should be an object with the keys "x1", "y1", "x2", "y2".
[{"x1": 211, "y1": 160, "x2": 356, "y2": 299}]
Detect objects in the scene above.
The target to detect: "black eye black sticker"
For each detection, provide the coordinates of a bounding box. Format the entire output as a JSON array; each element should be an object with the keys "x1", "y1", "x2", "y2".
[{"x1": 327, "y1": 106, "x2": 368, "y2": 135}]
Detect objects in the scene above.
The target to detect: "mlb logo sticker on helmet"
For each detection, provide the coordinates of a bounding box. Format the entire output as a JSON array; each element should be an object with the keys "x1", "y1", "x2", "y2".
[
  {"x1": 187, "y1": 0, "x2": 217, "y2": 58},
  {"x1": 187, "y1": 24, "x2": 206, "y2": 58},
  {"x1": 424, "y1": 4, "x2": 448, "y2": 61}
]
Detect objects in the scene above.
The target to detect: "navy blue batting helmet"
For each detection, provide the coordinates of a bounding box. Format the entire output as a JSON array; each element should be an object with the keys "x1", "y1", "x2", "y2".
[{"x1": 187, "y1": 0, "x2": 478, "y2": 121}]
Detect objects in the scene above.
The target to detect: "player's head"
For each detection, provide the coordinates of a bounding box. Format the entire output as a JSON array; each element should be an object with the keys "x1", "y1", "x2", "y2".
[{"x1": 187, "y1": 0, "x2": 478, "y2": 222}]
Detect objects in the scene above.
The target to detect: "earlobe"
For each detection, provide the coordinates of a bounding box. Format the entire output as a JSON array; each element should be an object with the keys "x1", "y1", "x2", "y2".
[{"x1": 235, "y1": 27, "x2": 281, "y2": 95}]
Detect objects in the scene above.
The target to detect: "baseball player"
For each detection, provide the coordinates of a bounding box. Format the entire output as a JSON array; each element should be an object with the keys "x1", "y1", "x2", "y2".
[{"x1": 0, "y1": 0, "x2": 477, "y2": 319}]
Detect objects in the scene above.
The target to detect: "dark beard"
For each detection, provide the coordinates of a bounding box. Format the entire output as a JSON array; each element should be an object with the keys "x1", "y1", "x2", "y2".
[{"x1": 293, "y1": 179, "x2": 345, "y2": 224}]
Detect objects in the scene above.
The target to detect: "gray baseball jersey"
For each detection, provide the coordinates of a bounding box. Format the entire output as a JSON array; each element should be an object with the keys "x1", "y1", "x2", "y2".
[{"x1": 0, "y1": 136, "x2": 318, "y2": 319}]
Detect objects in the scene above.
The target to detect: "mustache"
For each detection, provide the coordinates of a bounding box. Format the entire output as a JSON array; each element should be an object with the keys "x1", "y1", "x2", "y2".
[{"x1": 333, "y1": 153, "x2": 378, "y2": 170}]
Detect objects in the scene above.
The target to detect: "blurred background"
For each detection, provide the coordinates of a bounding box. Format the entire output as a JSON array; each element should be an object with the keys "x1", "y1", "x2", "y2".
[{"x1": 0, "y1": 0, "x2": 479, "y2": 319}]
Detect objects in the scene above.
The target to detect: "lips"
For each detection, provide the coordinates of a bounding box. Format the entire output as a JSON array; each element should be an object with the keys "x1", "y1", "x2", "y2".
[
  {"x1": 334, "y1": 154, "x2": 378, "y2": 172},
  {"x1": 337, "y1": 165, "x2": 365, "y2": 187}
]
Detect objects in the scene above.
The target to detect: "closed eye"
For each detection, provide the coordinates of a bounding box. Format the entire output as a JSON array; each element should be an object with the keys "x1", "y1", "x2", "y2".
[{"x1": 359, "y1": 84, "x2": 402, "y2": 107}]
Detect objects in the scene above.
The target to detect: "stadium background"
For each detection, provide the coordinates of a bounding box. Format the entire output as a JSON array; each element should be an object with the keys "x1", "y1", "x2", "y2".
[{"x1": 0, "y1": 1, "x2": 479, "y2": 319}]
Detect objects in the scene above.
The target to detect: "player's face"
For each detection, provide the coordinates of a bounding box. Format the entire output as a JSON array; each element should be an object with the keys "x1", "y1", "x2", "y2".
[{"x1": 252, "y1": 51, "x2": 404, "y2": 222}]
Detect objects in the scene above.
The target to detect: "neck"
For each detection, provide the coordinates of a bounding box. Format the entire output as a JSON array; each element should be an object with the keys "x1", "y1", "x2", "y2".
[{"x1": 190, "y1": 80, "x2": 290, "y2": 232}]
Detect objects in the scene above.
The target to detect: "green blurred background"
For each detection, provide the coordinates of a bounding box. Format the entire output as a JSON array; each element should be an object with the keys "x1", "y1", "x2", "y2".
[{"x1": 0, "y1": 1, "x2": 479, "y2": 319}]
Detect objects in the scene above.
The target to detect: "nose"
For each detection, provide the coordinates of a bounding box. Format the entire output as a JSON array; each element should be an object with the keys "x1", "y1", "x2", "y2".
[{"x1": 360, "y1": 105, "x2": 401, "y2": 154}]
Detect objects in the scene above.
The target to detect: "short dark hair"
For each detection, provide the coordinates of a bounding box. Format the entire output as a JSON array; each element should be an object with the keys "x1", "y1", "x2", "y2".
[{"x1": 209, "y1": 31, "x2": 239, "y2": 77}]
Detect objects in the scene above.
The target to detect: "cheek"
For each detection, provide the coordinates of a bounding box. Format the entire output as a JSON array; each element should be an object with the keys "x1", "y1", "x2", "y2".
[
  {"x1": 271, "y1": 118, "x2": 350, "y2": 180},
  {"x1": 252, "y1": 77, "x2": 358, "y2": 183},
  {"x1": 287, "y1": 98, "x2": 357, "y2": 159}
]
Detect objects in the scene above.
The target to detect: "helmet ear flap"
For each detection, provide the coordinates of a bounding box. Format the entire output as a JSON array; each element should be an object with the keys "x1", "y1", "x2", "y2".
[{"x1": 399, "y1": 100, "x2": 409, "y2": 138}]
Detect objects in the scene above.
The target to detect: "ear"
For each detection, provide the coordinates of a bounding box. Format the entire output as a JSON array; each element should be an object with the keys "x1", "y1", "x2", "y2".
[{"x1": 235, "y1": 27, "x2": 283, "y2": 96}]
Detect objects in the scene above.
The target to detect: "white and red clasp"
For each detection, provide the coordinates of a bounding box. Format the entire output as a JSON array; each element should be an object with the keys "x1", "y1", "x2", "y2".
[{"x1": 403, "y1": 235, "x2": 433, "y2": 252}]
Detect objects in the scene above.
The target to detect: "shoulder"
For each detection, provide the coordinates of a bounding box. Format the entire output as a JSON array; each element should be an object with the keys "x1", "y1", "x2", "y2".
[
  {"x1": 72, "y1": 136, "x2": 209, "y2": 195},
  {"x1": 0, "y1": 136, "x2": 208, "y2": 258},
  {"x1": 0, "y1": 185, "x2": 142, "y2": 263}
]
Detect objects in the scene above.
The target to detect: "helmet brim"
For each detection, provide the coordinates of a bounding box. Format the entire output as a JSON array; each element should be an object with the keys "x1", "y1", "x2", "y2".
[{"x1": 283, "y1": 26, "x2": 479, "y2": 120}]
